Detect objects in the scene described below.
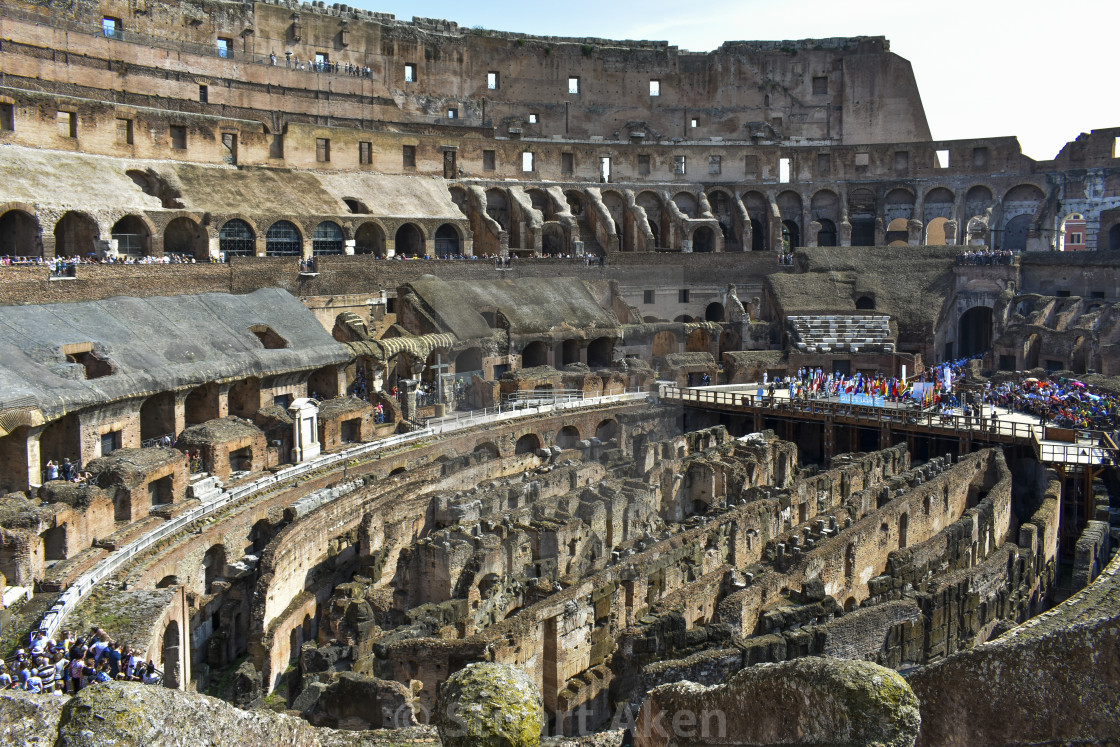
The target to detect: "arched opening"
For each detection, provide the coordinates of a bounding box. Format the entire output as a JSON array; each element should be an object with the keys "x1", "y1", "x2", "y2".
[
  {"x1": 163, "y1": 216, "x2": 207, "y2": 259},
  {"x1": 781, "y1": 220, "x2": 800, "y2": 251},
  {"x1": 0, "y1": 209, "x2": 40, "y2": 256},
  {"x1": 705, "y1": 302, "x2": 725, "y2": 322},
  {"x1": 561, "y1": 339, "x2": 581, "y2": 367},
  {"x1": 595, "y1": 419, "x2": 619, "y2": 441},
  {"x1": 1110, "y1": 225, "x2": 1120, "y2": 252},
  {"x1": 184, "y1": 383, "x2": 220, "y2": 426},
  {"x1": 111, "y1": 215, "x2": 151, "y2": 256},
  {"x1": 652, "y1": 330, "x2": 678, "y2": 358},
  {"x1": 1002, "y1": 214, "x2": 1032, "y2": 252},
  {"x1": 161, "y1": 620, "x2": 181, "y2": 689},
  {"x1": 692, "y1": 226, "x2": 715, "y2": 253},
  {"x1": 473, "y1": 442, "x2": 500, "y2": 460},
  {"x1": 816, "y1": 219, "x2": 837, "y2": 247},
  {"x1": 343, "y1": 198, "x2": 370, "y2": 214},
  {"x1": 219, "y1": 219, "x2": 256, "y2": 257},
  {"x1": 515, "y1": 433, "x2": 541, "y2": 455},
  {"x1": 844, "y1": 597, "x2": 858, "y2": 613},
  {"x1": 565, "y1": 191, "x2": 583, "y2": 216},
  {"x1": 308, "y1": 365, "x2": 340, "y2": 400},
  {"x1": 140, "y1": 392, "x2": 176, "y2": 442},
  {"x1": 718, "y1": 329, "x2": 741, "y2": 358},
  {"x1": 434, "y1": 224, "x2": 460, "y2": 257},
  {"x1": 455, "y1": 347, "x2": 483, "y2": 373},
  {"x1": 521, "y1": 341, "x2": 548, "y2": 368},
  {"x1": 898, "y1": 512, "x2": 909, "y2": 549},
  {"x1": 228, "y1": 378, "x2": 261, "y2": 418},
  {"x1": 673, "y1": 192, "x2": 698, "y2": 219},
  {"x1": 250, "y1": 518, "x2": 273, "y2": 554},
  {"x1": 265, "y1": 220, "x2": 302, "y2": 256},
  {"x1": 886, "y1": 217, "x2": 910, "y2": 246},
  {"x1": 587, "y1": 337, "x2": 613, "y2": 368},
  {"x1": 743, "y1": 191, "x2": 768, "y2": 251},
  {"x1": 54, "y1": 211, "x2": 99, "y2": 257},
  {"x1": 637, "y1": 191, "x2": 665, "y2": 248},
  {"x1": 354, "y1": 222, "x2": 385, "y2": 256},
  {"x1": 555, "y1": 426, "x2": 581, "y2": 450},
  {"x1": 925, "y1": 216, "x2": 949, "y2": 246},
  {"x1": 685, "y1": 328, "x2": 710, "y2": 353},
  {"x1": 708, "y1": 191, "x2": 733, "y2": 244},
  {"x1": 958, "y1": 306, "x2": 993, "y2": 358},
  {"x1": 395, "y1": 223, "x2": 424, "y2": 257},
  {"x1": 849, "y1": 188, "x2": 877, "y2": 247},
  {"x1": 202, "y1": 544, "x2": 226, "y2": 594},
  {"x1": 541, "y1": 223, "x2": 565, "y2": 255},
  {"x1": 312, "y1": 220, "x2": 344, "y2": 255},
  {"x1": 855, "y1": 296, "x2": 875, "y2": 310}
]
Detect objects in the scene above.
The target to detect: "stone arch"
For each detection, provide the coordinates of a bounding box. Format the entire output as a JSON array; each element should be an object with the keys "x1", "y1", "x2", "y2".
[
  {"x1": 434, "y1": 223, "x2": 462, "y2": 257},
  {"x1": 161, "y1": 620, "x2": 181, "y2": 689},
  {"x1": 964, "y1": 185, "x2": 995, "y2": 221},
  {"x1": 925, "y1": 216, "x2": 950, "y2": 246},
  {"x1": 810, "y1": 190, "x2": 839, "y2": 247},
  {"x1": 527, "y1": 188, "x2": 554, "y2": 220},
  {"x1": 705, "y1": 302, "x2": 725, "y2": 322},
  {"x1": 855, "y1": 295, "x2": 876, "y2": 310},
  {"x1": 54, "y1": 211, "x2": 100, "y2": 257},
  {"x1": 816, "y1": 219, "x2": 837, "y2": 247},
  {"x1": 776, "y1": 190, "x2": 802, "y2": 228},
  {"x1": 265, "y1": 219, "x2": 302, "y2": 256},
  {"x1": 521, "y1": 341, "x2": 548, "y2": 368},
  {"x1": 588, "y1": 337, "x2": 613, "y2": 368},
  {"x1": 595, "y1": 419, "x2": 619, "y2": 442},
  {"x1": 111, "y1": 214, "x2": 155, "y2": 256},
  {"x1": 555, "y1": 425, "x2": 581, "y2": 449},
  {"x1": 564, "y1": 190, "x2": 584, "y2": 216},
  {"x1": 673, "y1": 191, "x2": 698, "y2": 219},
  {"x1": 139, "y1": 391, "x2": 177, "y2": 442},
  {"x1": 394, "y1": 222, "x2": 425, "y2": 257},
  {"x1": 541, "y1": 222, "x2": 566, "y2": 255},
  {"x1": 515, "y1": 433, "x2": 542, "y2": 454},
  {"x1": 163, "y1": 215, "x2": 208, "y2": 258},
  {"x1": 312, "y1": 220, "x2": 344, "y2": 255},
  {"x1": 561, "y1": 339, "x2": 581, "y2": 367},
  {"x1": 707, "y1": 189, "x2": 734, "y2": 243},
  {"x1": 1110, "y1": 224, "x2": 1120, "y2": 252},
  {"x1": 886, "y1": 218, "x2": 910, "y2": 246},
  {"x1": 354, "y1": 220, "x2": 387, "y2": 256},
  {"x1": 343, "y1": 197, "x2": 370, "y2": 214},
  {"x1": 848, "y1": 188, "x2": 877, "y2": 247},
  {"x1": 219, "y1": 218, "x2": 256, "y2": 257},
  {"x1": 1002, "y1": 215, "x2": 1033, "y2": 251},
  {"x1": 473, "y1": 441, "x2": 501, "y2": 460},
  {"x1": 184, "y1": 383, "x2": 221, "y2": 426},
  {"x1": 718, "y1": 328, "x2": 741, "y2": 358},
  {"x1": 692, "y1": 225, "x2": 715, "y2": 252},
  {"x1": 959, "y1": 306, "x2": 993, "y2": 357},
  {"x1": 923, "y1": 187, "x2": 955, "y2": 222},
  {"x1": 742, "y1": 191, "x2": 769, "y2": 251},
  {"x1": 455, "y1": 346, "x2": 483, "y2": 373},
  {"x1": 486, "y1": 188, "x2": 511, "y2": 231},
  {"x1": 884, "y1": 188, "x2": 916, "y2": 222},
  {"x1": 0, "y1": 207, "x2": 41, "y2": 257},
  {"x1": 781, "y1": 220, "x2": 800, "y2": 251},
  {"x1": 637, "y1": 191, "x2": 666, "y2": 247},
  {"x1": 202, "y1": 544, "x2": 227, "y2": 594}
]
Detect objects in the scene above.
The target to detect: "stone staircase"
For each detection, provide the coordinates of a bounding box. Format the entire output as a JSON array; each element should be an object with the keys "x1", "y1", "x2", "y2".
[
  {"x1": 577, "y1": 220, "x2": 604, "y2": 255},
  {"x1": 787, "y1": 314, "x2": 894, "y2": 354}
]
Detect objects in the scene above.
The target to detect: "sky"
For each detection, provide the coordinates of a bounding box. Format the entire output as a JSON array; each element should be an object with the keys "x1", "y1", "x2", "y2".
[{"x1": 345, "y1": 0, "x2": 1116, "y2": 161}]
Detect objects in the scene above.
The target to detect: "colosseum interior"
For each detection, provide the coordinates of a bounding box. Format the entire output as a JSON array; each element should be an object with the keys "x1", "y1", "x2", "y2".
[{"x1": 0, "y1": 1, "x2": 1118, "y2": 745}]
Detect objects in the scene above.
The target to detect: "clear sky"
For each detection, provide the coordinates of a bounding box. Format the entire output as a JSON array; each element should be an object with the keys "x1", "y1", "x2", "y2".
[{"x1": 344, "y1": 0, "x2": 1115, "y2": 161}]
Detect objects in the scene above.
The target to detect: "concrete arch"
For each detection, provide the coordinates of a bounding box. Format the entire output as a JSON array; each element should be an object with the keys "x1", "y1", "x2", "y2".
[
  {"x1": 521, "y1": 340, "x2": 549, "y2": 367},
  {"x1": 473, "y1": 441, "x2": 501, "y2": 460},
  {"x1": 925, "y1": 216, "x2": 950, "y2": 246}
]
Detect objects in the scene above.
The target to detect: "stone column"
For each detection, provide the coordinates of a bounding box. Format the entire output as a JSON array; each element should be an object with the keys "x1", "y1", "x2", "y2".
[
  {"x1": 25, "y1": 425, "x2": 44, "y2": 490},
  {"x1": 217, "y1": 383, "x2": 232, "y2": 419},
  {"x1": 398, "y1": 379, "x2": 420, "y2": 423}
]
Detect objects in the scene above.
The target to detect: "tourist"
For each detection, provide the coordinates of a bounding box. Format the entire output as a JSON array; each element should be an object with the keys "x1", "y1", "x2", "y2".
[{"x1": 142, "y1": 662, "x2": 160, "y2": 685}]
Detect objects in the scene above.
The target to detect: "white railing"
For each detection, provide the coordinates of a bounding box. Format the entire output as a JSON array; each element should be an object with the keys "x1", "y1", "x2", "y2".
[{"x1": 35, "y1": 389, "x2": 650, "y2": 640}]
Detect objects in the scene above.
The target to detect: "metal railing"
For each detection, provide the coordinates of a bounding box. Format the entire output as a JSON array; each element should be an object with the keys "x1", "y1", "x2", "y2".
[
  {"x1": 661, "y1": 385, "x2": 1041, "y2": 440},
  {"x1": 34, "y1": 389, "x2": 651, "y2": 641}
]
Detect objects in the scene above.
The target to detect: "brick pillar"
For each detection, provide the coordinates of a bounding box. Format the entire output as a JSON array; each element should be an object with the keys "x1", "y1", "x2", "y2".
[
  {"x1": 217, "y1": 384, "x2": 231, "y2": 418},
  {"x1": 26, "y1": 425, "x2": 44, "y2": 490},
  {"x1": 174, "y1": 392, "x2": 189, "y2": 437}
]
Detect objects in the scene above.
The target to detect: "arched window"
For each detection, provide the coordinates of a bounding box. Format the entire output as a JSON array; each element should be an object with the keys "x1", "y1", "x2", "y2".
[
  {"x1": 312, "y1": 221, "x2": 344, "y2": 255},
  {"x1": 219, "y1": 219, "x2": 255, "y2": 257},
  {"x1": 265, "y1": 220, "x2": 302, "y2": 256}
]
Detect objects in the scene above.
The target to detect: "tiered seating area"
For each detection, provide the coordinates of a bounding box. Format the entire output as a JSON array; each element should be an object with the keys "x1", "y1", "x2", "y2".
[{"x1": 787, "y1": 315, "x2": 894, "y2": 354}]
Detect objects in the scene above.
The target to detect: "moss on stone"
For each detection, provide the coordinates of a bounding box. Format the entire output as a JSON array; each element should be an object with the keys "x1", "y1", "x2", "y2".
[{"x1": 435, "y1": 662, "x2": 543, "y2": 747}]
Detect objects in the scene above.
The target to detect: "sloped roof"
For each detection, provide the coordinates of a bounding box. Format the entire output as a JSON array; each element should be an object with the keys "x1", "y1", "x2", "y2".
[
  {"x1": 403, "y1": 275, "x2": 620, "y2": 341},
  {"x1": 316, "y1": 172, "x2": 467, "y2": 221},
  {"x1": 0, "y1": 144, "x2": 163, "y2": 212},
  {"x1": 0, "y1": 288, "x2": 349, "y2": 421}
]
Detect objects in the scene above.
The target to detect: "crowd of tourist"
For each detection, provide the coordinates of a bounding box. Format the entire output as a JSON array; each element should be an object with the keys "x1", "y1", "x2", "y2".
[
  {"x1": 987, "y1": 376, "x2": 1119, "y2": 430},
  {"x1": 777, "y1": 253, "x2": 795, "y2": 265},
  {"x1": 955, "y1": 249, "x2": 1015, "y2": 265},
  {"x1": 1, "y1": 254, "x2": 221, "y2": 277},
  {"x1": 1, "y1": 627, "x2": 160, "y2": 693},
  {"x1": 270, "y1": 51, "x2": 373, "y2": 78}
]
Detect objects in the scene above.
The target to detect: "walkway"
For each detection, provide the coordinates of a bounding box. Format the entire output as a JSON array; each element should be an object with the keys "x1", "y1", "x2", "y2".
[{"x1": 35, "y1": 390, "x2": 649, "y2": 640}]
